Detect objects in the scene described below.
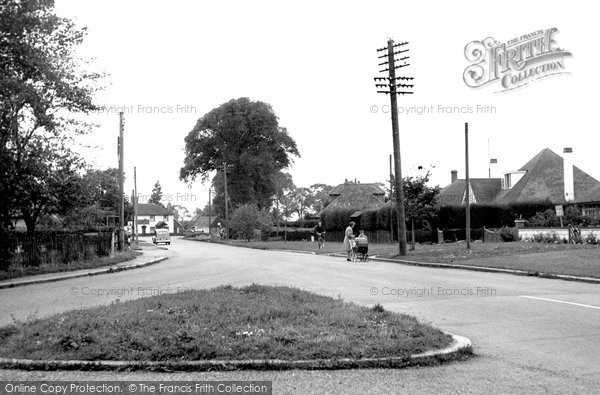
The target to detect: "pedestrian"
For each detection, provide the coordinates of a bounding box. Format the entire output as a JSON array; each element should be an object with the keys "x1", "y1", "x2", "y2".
[
  {"x1": 343, "y1": 221, "x2": 356, "y2": 261},
  {"x1": 314, "y1": 221, "x2": 326, "y2": 249}
]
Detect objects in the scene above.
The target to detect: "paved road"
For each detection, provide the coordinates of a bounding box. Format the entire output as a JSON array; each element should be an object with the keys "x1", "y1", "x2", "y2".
[{"x1": 1, "y1": 238, "x2": 599, "y2": 393}]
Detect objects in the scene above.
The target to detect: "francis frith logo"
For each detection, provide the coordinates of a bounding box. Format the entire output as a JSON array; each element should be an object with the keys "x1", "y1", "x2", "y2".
[{"x1": 463, "y1": 28, "x2": 572, "y2": 92}]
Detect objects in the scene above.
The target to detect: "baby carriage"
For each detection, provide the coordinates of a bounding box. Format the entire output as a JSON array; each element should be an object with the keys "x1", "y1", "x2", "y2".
[{"x1": 355, "y1": 236, "x2": 369, "y2": 262}]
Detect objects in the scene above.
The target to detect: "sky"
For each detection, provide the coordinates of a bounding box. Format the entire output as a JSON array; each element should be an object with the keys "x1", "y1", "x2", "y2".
[{"x1": 54, "y1": 0, "x2": 599, "y2": 216}]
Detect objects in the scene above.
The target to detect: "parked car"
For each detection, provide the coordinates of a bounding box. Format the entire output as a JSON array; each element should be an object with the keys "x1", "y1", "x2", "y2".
[{"x1": 152, "y1": 229, "x2": 171, "y2": 245}]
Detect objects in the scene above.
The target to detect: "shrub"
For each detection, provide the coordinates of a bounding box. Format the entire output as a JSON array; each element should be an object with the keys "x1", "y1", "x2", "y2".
[
  {"x1": 229, "y1": 204, "x2": 271, "y2": 241},
  {"x1": 528, "y1": 210, "x2": 560, "y2": 227},
  {"x1": 499, "y1": 226, "x2": 517, "y2": 242},
  {"x1": 584, "y1": 232, "x2": 599, "y2": 245}
]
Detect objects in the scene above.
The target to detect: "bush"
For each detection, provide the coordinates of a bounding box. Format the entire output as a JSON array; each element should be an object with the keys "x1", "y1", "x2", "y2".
[
  {"x1": 584, "y1": 232, "x2": 599, "y2": 245},
  {"x1": 528, "y1": 210, "x2": 560, "y2": 227},
  {"x1": 499, "y1": 227, "x2": 517, "y2": 242},
  {"x1": 531, "y1": 232, "x2": 566, "y2": 243},
  {"x1": 229, "y1": 204, "x2": 271, "y2": 241}
]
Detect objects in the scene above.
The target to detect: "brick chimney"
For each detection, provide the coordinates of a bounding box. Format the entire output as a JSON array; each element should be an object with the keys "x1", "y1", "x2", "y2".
[
  {"x1": 451, "y1": 170, "x2": 458, "y2": 183},
  {"x1": 563, "y1": 147, "x2": 574, "y2": 201}
]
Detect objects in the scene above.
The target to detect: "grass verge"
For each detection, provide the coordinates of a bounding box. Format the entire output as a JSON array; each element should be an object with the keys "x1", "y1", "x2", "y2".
[
  {"x1": 0, "y1": 284, "x2": 451, "y2": 362},
  {"x1": 198, "y1": 239, "x2": 600, "y2": 278},
  {"x1": 0, "y1": 250, "x2": 141, "y2": 281}
]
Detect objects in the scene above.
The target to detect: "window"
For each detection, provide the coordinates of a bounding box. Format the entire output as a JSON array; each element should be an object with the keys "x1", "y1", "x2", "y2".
[
  {"x1": 504, "y1": 174, "x2": 511, "y2": 189},
  {"x1": 150, "y1": 215, "x2": 155, "y2": 222},
  {"x1": 164, "y1": 215, "x2": 169, "y2": 221},
  {"x1": 583, "y1": 208, "x2": 598, "y2": 219}
]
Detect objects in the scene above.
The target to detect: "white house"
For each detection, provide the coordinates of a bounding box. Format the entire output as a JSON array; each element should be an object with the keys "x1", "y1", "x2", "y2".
[{"x1": 133, "y1": 203, "x2": 175, "y2": 235}]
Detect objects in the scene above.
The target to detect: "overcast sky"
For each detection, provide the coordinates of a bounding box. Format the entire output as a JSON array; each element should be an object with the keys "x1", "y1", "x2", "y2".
[{"x1": 54, "y1": 0, "x2": 599, "y2": 215}]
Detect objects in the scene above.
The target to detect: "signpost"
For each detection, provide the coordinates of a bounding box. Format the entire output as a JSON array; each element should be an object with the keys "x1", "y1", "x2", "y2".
[{"x1": 556, "y1": 204, "x2": 564, "y2": 227}]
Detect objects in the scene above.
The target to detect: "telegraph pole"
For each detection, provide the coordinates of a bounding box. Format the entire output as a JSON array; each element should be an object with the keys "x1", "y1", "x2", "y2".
[
  {"x1": 465, "y1": 122, "x2": 471, "y2": 251},
  {"x1": 375, "y1": 39, "x2": 414, "y2": 256},
  {"x1": 223, "y1": 161, "x2": 229, "y2": 238},
  {"x1": 389, "y1": 154, "x2": 394, "y2": 242},
  {"x1": 118, "y1": 112, "x2": 125, "y2": 251},
  {"x1": 133, "y1": 166, "x2": 138, "y2": 243},
  {"x1": 208, "y1": 187, "x2": 212, "y2": 236}
]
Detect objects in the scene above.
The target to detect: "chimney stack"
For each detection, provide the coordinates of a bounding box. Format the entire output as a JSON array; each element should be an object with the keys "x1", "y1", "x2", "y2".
[
  {"x1": 563, "y1": 147, "x2": 574, "y2": 201},
  {"x1": 489, "y1": 158, "x2": 498, "y2": 178},
  {"x1": 451, "y1": 170, "x2": 458, "y2": 183}
]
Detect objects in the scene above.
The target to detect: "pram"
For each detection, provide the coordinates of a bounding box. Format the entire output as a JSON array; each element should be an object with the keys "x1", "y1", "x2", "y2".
[{"x1": 354, "y1": 236, "x2": 369, "y2": 262}]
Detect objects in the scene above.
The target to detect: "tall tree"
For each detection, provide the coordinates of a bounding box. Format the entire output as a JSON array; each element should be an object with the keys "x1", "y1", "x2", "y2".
[
  {"x1": 390, "y1": 169, "x2": 440, "y2": 230},
  {"x1": 0, "y1": 0, "x2": 102, "y2": 235},
  {"x1": 180, "y1": 98, "x2": 300, "y2": 217},
  {"x1": 307, "y1": 183, "x2": 333, "y2": 216},
  {"x1": 149, "y1": 181, "x2": 164, "y2": 207}
]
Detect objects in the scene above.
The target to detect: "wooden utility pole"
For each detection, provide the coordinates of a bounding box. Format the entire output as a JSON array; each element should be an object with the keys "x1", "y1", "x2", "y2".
[
  {"x1": 389, "y1": 154, "x2": 394, "y2": 242},
  {"x1": 133, "y1": 166, "x2": 138, "y2": 243},
  {"x1": 465, "y1": 122, "x2": 471, "y2": 250},
  {"x1": 375, "y1": 39, "x2": 413, "y2": 256},
  {"x1": 208, "y1": 187, "x2": 212, "y2": 236},
  {"x1": 118, "y1": 112, "x2": 125, "y2": 251},
  {"x1": 223, "y1": 161, "x2": 229, "y2": 238}
]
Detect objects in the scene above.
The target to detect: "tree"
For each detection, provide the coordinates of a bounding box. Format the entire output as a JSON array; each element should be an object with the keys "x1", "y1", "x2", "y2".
[
  {"x1": 307, "y1": 183, "x2": 333, "y2": 215},
  {"x1": 16, "y1": 145, "x2": 87, "y2": 234},
  {"x1": 390, "y1": 169, "x2": 440, "y2": 230},
  {"x1": 149, "y1": 181, "x2": 164, "y2": 207},
  {"x1": 289, "y1": 187, "x2": 311, "y2": 219},
  {"x1": 229, "y1": 204, "x2": 271, "y2": 241},
  {"x1": 180, "y1": 98, "x2": 300, "y2": 216},
  {"x1": 60, "y1": 167, "x2": 132, "y2": 228},
  {"x1": 0, "y1": 0, "x2": 102, "y2": 235}
]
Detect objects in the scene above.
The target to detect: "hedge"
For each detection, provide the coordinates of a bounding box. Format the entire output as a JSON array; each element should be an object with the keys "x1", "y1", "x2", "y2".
[{"x1": 318, "y1": 201, "x2": 558, "y2": 233}]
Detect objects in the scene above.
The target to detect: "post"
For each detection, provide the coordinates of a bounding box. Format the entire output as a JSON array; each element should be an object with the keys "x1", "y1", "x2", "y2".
[
  {"x1": 208, "y1": 187, "x2": 212, "y2": 236},
  {"x1": 411, "y1": 218, "x2": 415, "y2": 250},
  {"x1": 133, "y1": 166, "x2": 138, "y2": 243},
  {"x1": 118, "y1": 112, "x2": 125, "y2": 251},
  {"x1": 387, "y1": 39, "x2": 408, "y2": 256},
  {"x1": 465, "y1": 122, "x2": 471, "y2": 250},
  {"x1": 223, "y1": 161, "x2": 229, "y2": 238},
  {"x1": 389, "y1": 154, "x2": 394, "y2": 243}
]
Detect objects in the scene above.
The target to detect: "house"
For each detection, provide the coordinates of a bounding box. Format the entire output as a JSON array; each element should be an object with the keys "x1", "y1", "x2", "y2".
[
  {"x1": 439, "y1": 148, "x2": 600, "y2": 208},
  {"x1": 134, "y1": 203, "x2": 175, "y2": 235},
  {"x1": 191, "y1": 215, "x2": 221, "y2": 234},
  {"x1": 316, "y1": 180, "x2": 386, "y2": 217},
  {"x1": 173, "y1": 219, "x2": 185, "y2": 235},
  {"x1": 574, "y1": 185, "x2": 600, "y2": 219}
]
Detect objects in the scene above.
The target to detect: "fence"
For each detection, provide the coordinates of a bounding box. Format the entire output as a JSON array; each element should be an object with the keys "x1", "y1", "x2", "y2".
[{"x1": 2, "y1": 231, "x2": 114, "y2": 269}]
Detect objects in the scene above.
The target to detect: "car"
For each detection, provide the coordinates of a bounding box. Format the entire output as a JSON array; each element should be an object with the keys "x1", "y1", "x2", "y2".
[{"x1": 152, "y1": 229, "x2": 171, "y2": 245}]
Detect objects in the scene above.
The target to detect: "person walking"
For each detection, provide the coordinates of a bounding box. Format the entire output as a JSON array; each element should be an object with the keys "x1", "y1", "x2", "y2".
[
  {"x1": 314, "y1": 222, "x2": 326, "y2": 249},
  {"x1": 343, "y1": 221, "x2": 356, "y2": 261}
]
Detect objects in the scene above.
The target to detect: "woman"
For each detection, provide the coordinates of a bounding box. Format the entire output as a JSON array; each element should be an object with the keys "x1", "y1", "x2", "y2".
[{"x1": 343, "y1": 221, "x2": 356, "y2": 261}]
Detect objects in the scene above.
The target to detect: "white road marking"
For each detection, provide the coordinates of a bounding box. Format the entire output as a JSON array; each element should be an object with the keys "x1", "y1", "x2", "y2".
[{"x1": 520, "y1": 295, "x2": 600, "y2": 310}]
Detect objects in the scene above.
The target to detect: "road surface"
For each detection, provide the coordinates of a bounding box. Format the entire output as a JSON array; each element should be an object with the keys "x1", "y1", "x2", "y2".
[{"x1": 1, "y1": 238, "x2": 599, "y2": 393}]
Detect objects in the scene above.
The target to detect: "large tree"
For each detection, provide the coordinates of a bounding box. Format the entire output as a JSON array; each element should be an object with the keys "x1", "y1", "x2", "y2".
[
  {"x1": 0, "y1": 0, "x2": 101, "y2": 234},
  {"x1": 149, "y1": 181, "x2": 164, "y2": 207},
  {"x1": 180, "y1": 98, "x2": 300, "y2": 217},
  {"x1": 390, "y1": 169, "x2": 440, "y2": 230}
]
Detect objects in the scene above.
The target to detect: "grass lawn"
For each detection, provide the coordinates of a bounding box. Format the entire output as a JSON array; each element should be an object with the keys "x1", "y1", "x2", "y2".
[
  {"x1": 0, "y1": 285, "x2": 451, "y2": 362},
  {"x1": 202, "y1": 239, "x2": 600, "y2": 278},
  {"x1": 0, "y1": 250, "x2": 141, "y2": 281}
]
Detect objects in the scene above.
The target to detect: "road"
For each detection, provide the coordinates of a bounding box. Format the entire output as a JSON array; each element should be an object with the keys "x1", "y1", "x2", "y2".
[{"x1": 1, "y1": 238, "x2": 599, "y2": 393}]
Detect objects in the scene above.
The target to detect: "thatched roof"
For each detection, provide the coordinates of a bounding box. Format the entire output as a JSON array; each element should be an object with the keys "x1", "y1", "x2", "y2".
[{"x1": 316, "y1": 182, "x2": 386, "y2": 216}]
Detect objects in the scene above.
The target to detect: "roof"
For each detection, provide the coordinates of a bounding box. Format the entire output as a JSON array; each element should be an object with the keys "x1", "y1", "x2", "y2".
[
  {"x1": 329, "y1": 182, "x2": 386, "y2": 197},
  {"x1": 439, "y1": 148, "x2": 600, "y2": 206},
  {"x1": 136, "y1": 203, "x2": 174, "y2": 216},
  {"x1": 192, "y1": 216, "x2": 221, "y2": 228},
  {"x1": 575, "y1": 184, "x2": 600, "y2": 203},
  {"x1": 494, "y1": 148, "x2": 600, "y2": 204},
  {"x1": 317, "y1": 182, "x2": 386, "y2": 216},
  {"x1": 439, "y1": 178, "x2": 501, "y2": 205}
]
